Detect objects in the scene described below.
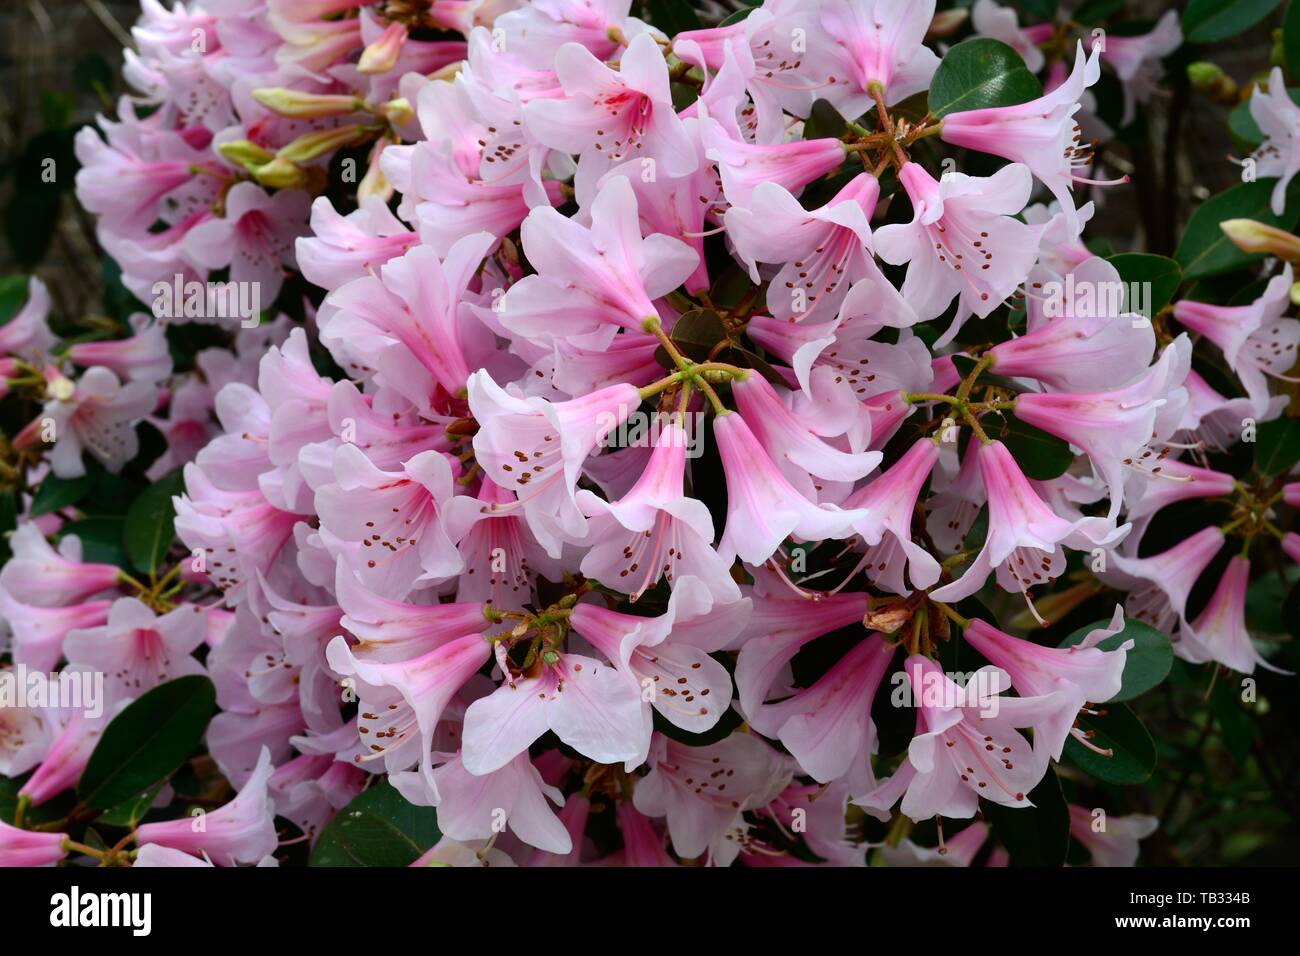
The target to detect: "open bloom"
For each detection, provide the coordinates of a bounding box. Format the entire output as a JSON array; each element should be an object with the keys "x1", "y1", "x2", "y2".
[
  {"x1": 324, "y1": 233, "x2": 497, "y2": 400},
  {"x1": 0, "y1": 591, "x2": 113, "y2": 672},
  {"x1": 64, "y1": 598, "x2": 208, "y2": 698},
  {"x1": 1178, "y1": 556, "x2": 1291, "y2": 675},
  {"x1": 842, "y1": 437, "x2": 944, "y2": 594},
  {"x1": 732, "y1": 373, "x2": 882, "y2": 494},
  {"x1": 857, "y1": 656, "x2": 1058, "y2": 821},
  {"x1": 724, "y1": 173, "x2": 911, "y2": 325},
  {"x1": 930, "y1": 439, "x2": 1128, "y2": 609},
  {"x1": 184, "y1": 182, "x2": 311, "y2": 303},
  {"x1": 315, "y1": 444, "x2": 462, "y2": 599},
  {"x1": 135, "y1": 746, "x2": 279, "y2": 866},
  {"x1": 0, "y1": 819, "x2": 68, "y2": 867},
  {"x1": 941, "y1": 43, "x2": 1111, "y2": 232},
  {"x1": 874, "y1": 162, "x2": 1036, "y2": 331},
  {"x1": 817, "y1": 0, "x2": 941, "y2": 114},
  {"x1": 713, "y1": 409, "x2": 866, "y2": 566},
  {"x1": 498, "y1": 175, "x2": 698, "y2": 345},
  {"x1": 468, "y1": 370, "x2": 642, "y2": 555},
  {"x1": 0, "y1": 523, "x2": 121, "y2": 608},
  {"x1": 753, "y1": 634, "x2": 895, "y2": 793},
  {"x1": 1102, "y1": 527, "x2": 1226, "y2": 635},
  {"x1": 424, "y1": 752, "x2": 572, "y2": 856},
  {"x1": 32, "y1": 367, "x2": 157, "y2": 479},
  {"x1": 576, "y1": 421, "x2": 739, "y2": 603},
  {"x1": 971, "y1": 0, "x2": 1049, "y2": 73},
  {"x1": 1013, "y1": 336, "x2": 1191, "y2": 521},
  {"x1": 460, "y1": 642, "x2": 649, "y2": 775},
  {"x1": 571, "y1": 575, "x2": 749, "y2": 735},
  {"x1": 1100, "y1": 10, "x2": 1182, "y2": 126},
  {"x1": 1249, "y1": 67, "x2": 1300, "y2": 215},
  {"x1": 1172, "y1": 265, "x2": 1298, "y2": 417},
  {"x1": 1068, "y1": 805, "x2": 1158, "y2": 867},
  {"x1": 989, "y1": 257, "x2": 1155, "y2": 391},
  {"x1": 962, "y1": 609, "x2": 1130, "y2": 760},
  {"x1": 525, "y1": 33, "x2": 696, "y2": 177},
  {"x1": 632, "y1": 731, "x2": 792, "y2": 866}
]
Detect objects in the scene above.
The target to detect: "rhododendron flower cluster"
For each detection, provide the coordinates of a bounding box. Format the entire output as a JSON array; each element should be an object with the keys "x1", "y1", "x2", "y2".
[{"x1": 1, "y1": 0, "x2": 1297, "y2": 873}]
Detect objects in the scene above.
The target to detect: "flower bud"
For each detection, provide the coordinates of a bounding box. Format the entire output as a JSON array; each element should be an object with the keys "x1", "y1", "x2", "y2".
[
  {"x1": 250, "y1": 157, "x2": 309, "y2": 190},
  {"x1": 379, "y1": 97, "x2": 414, "y2": 127},
  {"x1": 252, "y1": 87, "x2": 363, "y2": 118},
  {"x1": 927, "y1": 8, "x2": 968, "y2": 40},
  {"x1": 357, "y1": 22, "x2": 407, "y2": 74},
  {"x1": 1220, "y1": 218, "x2": 1300, "y2": 261},
  {"x1": 1187, "y1": 62, "x2": 1237, "y2": 103},
  {"x1": 275, "y1": 125, "x2": 373, "y2": 164},
  {"x1": 217, "y1": 139, "x2": 274, "y2": 171}
]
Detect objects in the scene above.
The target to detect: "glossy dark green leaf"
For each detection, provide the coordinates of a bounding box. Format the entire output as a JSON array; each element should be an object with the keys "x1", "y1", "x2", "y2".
[
  {"x1": 1287, "y1": 0, "x2": 1300, "y2": 80},
  {"x1": 1211, "y1": 677, "x2": 1258, "y2": 766},
  {"x1": 1254, "y1": 416, "x2": 1300, "y2": 477},
  {"x1": 803, "y1": 98, "x2": 847, "y2": 141},
  {"x1": 928, "y1": 39, "x2": 1043, "y2": 118},
  {"x1": 982, "y1": 767, "x2": 1070, "y2": 866},
  {"x1": 78, "y1": 676, "x2": 216, "y2": 811},
  {"x1": 644, "y1": 0, "x2": 702, "y2": 37},
  {"x1": 0, "y1": 490, "x2": 16, "y2": 564},
  {"x1": 73, "y1": 55, "x2": 114, "y2": 100},
  {"x1": 1064, "y1": 702, "x2": 1157, "y2": 785},
  {"x1": 1059, "y1": 617, "x2": 1174, "y2": 702},
  {"x1": 97, "y1": 783, "x2": 166, "y2": 828},
  {"x1": 658, "y1": 308, "x2": 729, "y2": 366},
  {"x1": 0, "y1": 274, "x2": 29, "y2": 326},
  {"x1": 987, "y1": 412, "x2": 1073, "y2": 481},
  {"x1": 310, "y1": 781, "x2": 442, "y2": 866},
  {"x1": 1106, "y1": 253, "x2": 1183, "y2": 315},
  {"x1": 719, "y1": 4, "x2": 758, "y2": 27},
  {"x1": 59, "y1": 516, "x2": 128, "y2": 568},
  {"x1": 123, "y1": 467, "x2": 185, "y2": 575},
  {"x1": 29, "y1": 474, "x2": 97, "y2": 518},
  {"x1": 1175, "y1": 181, "x2": 1300, "y2": 279},
  {"x1": 1183, "y1": 0, "x2": 1280, "y2": 43},
  {"x1": 1228, "y1": 87, "x2": 1300, "y2": 151}
]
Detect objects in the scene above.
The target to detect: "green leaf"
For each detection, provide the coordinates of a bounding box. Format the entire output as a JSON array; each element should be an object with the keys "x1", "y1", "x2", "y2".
[
  {"x1": 77, "y1": 676, "x2": 216, "y2": 811},
  {"x1": 1228, "y1": 88, "x2": 1300, "y2": 151},
  {"x1": 310, "y1": 781, "x2": 442, "y2": 866},
  {"x1": 1255, "y1": 416, "x2": 1300, "y2": 476},
  {"x1": 803, "y1": 98, "x2": 847, "y2": 141},
  {"x1": 927, "y1": 38, "x2": 1043, "y2": 118},
  {"x1": 644, "y1": 0, "x2": 702, "y2": 37},
  {"x1": 1063, "y1": 702, "x2": 1157, "y2": 785},
  {"x1": 986, "y1": 412, "x2": 1073, "y2": 480},
  {"x1": 1106, "y1": 253, "x2": 1183, "y2": 315},
  {"x1": 1287, "y1": 0, "x2": 1300, "y2": 80},
  {"x1": 29, "y1": 474, "x2": 97, "y2": 518},
  {"x1": 1018, "y1": 0, "x2": 1058, "y2": 22},
  {"x1": 97, "y1": 783, "x2": 166, "y2": 828},
  {"x1": 123, "y1": 467, "x2": 185, "y2": 575},
  {"x1": 73, "y1": 55, "x2": 114, "y2": 100},
  {"x1": 1175, "y1": 180, "x2": 1300, "y2": 279},
  {"x1": 1059, "y1": 617, "x2": 1174, "y2": 702},
  {"x1": 718, "y1": 4, "x2": 758, "y2": 27},
  {"x1": 1210, "y1": 677, "x2": 1258, "y2": 765},
  {"x1": 0, "y1": 490, "x2": 16, "y2": 563},
  {"x1": 40, "y1": 92, "x2": 75, "y2": 131},
  {"x1": 59, "y1": 516, "x2": 128, "y2": 567},
  {"x1": 982, "y1": 767, "x2": 1070, "y2": 866},
  {"x1": 1074, "y1": 0, "x2": 1124, "y2": 22},
  {"x1": 1183, "y1": 0, "x2": 1280, "y2": 43},
  {"x1": 658, "y1": 308, "x2": 729, "y2": 366},
  {"x1": 0, "y1": 274, "x2": 29, "y2": 326}
]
